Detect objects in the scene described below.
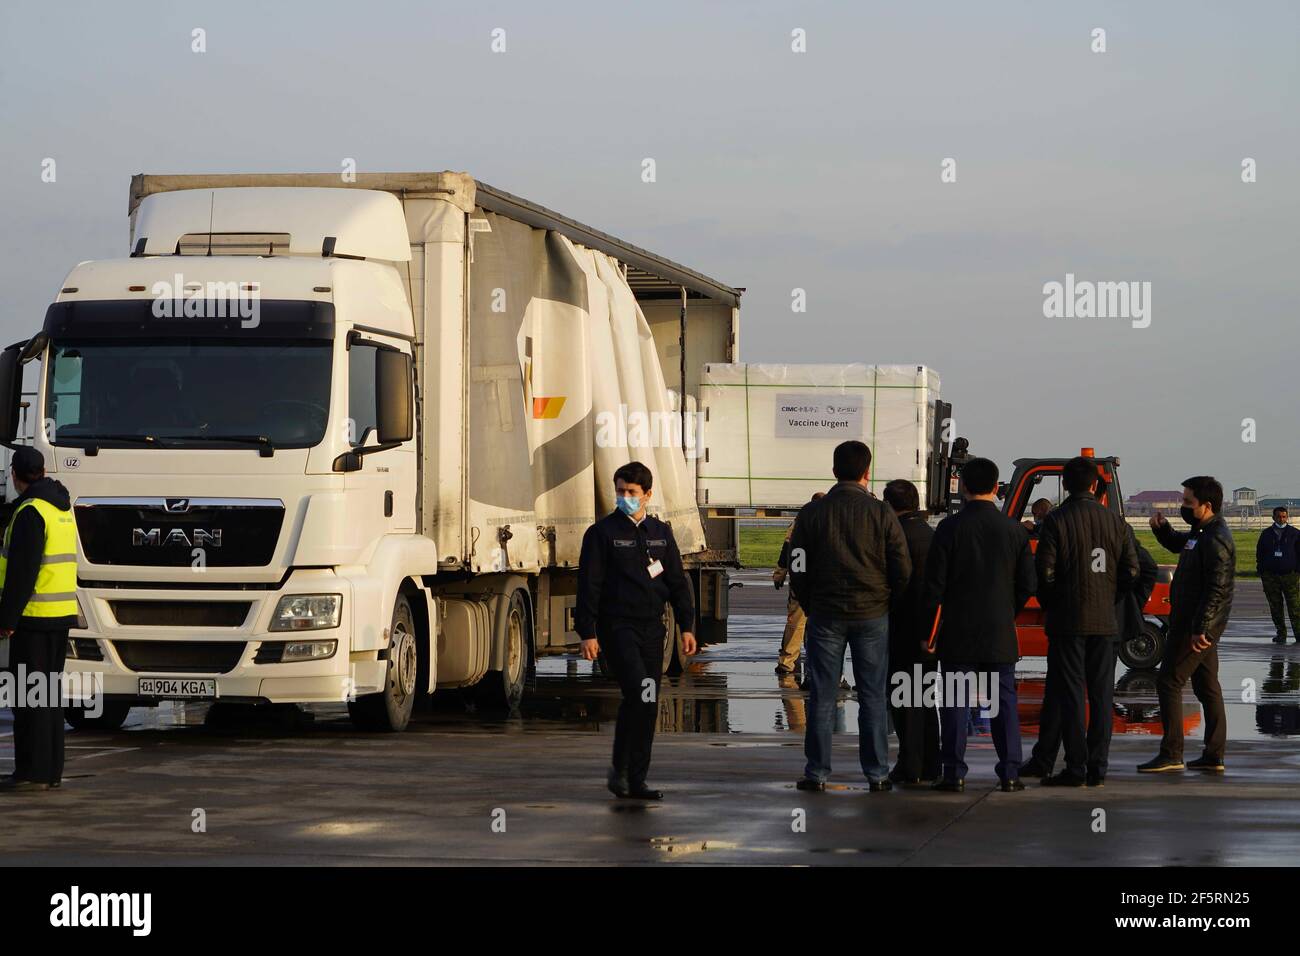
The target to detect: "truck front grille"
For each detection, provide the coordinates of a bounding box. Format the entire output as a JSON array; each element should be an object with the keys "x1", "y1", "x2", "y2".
[
  {"x1": 74, "y1": 497, "x2": 284, "y2": 568},
  {"x1": 113, "y1": 640, "x2": 246, "y2": 674},
  {"x1": 110, "y1": 601, "x2": 251, "y2": 628}
]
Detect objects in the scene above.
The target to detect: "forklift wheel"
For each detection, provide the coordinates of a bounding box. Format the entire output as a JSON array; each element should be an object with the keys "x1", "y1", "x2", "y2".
[{"x1": 1119, "y1": 621, "x2": 1165, "y2": 671}]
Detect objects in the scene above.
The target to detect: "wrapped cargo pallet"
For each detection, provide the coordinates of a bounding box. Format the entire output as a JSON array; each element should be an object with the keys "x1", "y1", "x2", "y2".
[{"x1": 697, "y1": 363, "x2": 941, "y2": 508}]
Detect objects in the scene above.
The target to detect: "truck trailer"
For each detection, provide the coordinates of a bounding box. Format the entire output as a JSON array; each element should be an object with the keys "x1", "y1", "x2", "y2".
[{"x1": 0, "y1": 172, "x2": 742, "y2": 731}]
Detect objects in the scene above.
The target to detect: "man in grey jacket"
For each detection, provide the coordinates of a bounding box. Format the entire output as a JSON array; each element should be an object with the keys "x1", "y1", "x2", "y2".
[{"x1": 789, "y1": 441, "x2": 911, "y2": 792}]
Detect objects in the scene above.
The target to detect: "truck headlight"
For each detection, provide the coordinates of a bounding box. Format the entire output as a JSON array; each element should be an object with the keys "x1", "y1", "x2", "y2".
[
  {"x1": 281, "y1": 639, "x2": 337, "y2": 662},
  {"x1": 269, "y1": 594, "x2": 342, "y2": 631}
]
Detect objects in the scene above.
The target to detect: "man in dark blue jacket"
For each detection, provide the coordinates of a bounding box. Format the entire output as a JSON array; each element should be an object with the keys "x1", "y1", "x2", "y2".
[
  {"x1": 1257, "y1": 507, "x2": 1300, "y2": 645},
  {"x1": 577, "y1": 461, "x2": 696, "y2": 800},
  {"x1": 923, "y1": 457, "x2": 1036, "y2": 792}
]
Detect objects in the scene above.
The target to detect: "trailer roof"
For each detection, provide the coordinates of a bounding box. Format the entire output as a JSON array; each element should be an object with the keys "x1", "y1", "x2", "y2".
[{"x1": 130, "y1": 172, "x2": 743, "y2": 308}]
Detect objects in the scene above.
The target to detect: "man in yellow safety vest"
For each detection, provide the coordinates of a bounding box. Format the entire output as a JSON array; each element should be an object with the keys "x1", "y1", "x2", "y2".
[{"x1": 0, "y1": 447, "x2": 78, "y2": 793}]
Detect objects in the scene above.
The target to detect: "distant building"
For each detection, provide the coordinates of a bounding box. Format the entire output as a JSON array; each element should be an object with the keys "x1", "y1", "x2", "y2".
[
  {"x1": 1224, "y1": 486, "x2": 1259, "y2": 518},
  {"x1": 1126, "y1": 490, "x2": 1183, "y2": 516},
  {"x1": 1260, "y1": 497, "x2": 1300, "y2": 513}
]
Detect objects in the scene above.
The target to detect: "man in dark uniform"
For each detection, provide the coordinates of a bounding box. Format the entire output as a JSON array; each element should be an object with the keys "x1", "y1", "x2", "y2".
[
  {"x1": 923, "y1": 457, "x2": 1036, "y2": 792},
  {"x1": 1140, "y1": 476, "x2": 1234, "y2": 774},
  {"x1": 0, "y1": 447, "x2": 79, "y2": 793},
  {"x1": 1257, "y1": 507, "x2": 1300, "y2": 645},
  {"x1": 577, "y1": 461, "x2": 696, "y2": 800},
  {"x1": 1034, "y1": 456, "x2": 1139, "y2": 788},
  {"x1": 882, "y1": 479, "x2": 939, "y2": 784}
]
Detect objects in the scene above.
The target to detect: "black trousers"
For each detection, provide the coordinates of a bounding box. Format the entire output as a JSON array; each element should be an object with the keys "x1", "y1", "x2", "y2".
[
  {"x1": 889, "y1": 657, "x2": 940, "y2": 780},
  {"x1": 600, "y1": 618, "x2": 665, "y2": 786},
  {"x1": 10, "y1": 628, "x2": 69, "y2": 784},
  {"x1": 1042, "y1": 633, "x2": 1117, "y2": 776},
  {"x1": 1157, "y1": 634, "x2": 1226, "y2": 762}
]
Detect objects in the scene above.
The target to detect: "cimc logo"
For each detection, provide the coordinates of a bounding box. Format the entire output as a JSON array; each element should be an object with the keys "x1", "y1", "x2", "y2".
[{"x1": 49, "y1": 886, "x2": 151, "y2": 936}]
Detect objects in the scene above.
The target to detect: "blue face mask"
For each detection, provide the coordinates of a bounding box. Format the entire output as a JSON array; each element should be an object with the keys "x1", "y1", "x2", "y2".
[{"x1": 617, "y1": 495, "x2": 641, "y2": 516}]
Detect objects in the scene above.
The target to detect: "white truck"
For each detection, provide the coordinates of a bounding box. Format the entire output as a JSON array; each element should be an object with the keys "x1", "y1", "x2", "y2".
[{"x1": 0, "y1": 172, "x2": 741, "y2": 731}]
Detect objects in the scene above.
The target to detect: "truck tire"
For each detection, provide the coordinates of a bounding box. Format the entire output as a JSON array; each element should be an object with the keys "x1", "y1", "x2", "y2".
[
  {"x1": 349, "y1": 594, "x2": 418, "y2": 732},
  {"x1": 64, "y1": 701, "x2": 132, "y2": 731},
  {"x1": 477, "y1": 589, "x2": 531, "y2": 712},
  {"x1": 1119, "y1": 620, "x2": 1166, "y2": 671}
]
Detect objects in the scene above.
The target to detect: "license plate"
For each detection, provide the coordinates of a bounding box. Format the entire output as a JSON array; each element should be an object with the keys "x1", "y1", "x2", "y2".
[{"x1": 138, "y1": 678, "x2": 217, "y2": 699}]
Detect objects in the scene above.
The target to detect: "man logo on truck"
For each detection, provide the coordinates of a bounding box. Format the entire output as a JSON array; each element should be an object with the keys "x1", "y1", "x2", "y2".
[{"x1": 132, "y1": 528, "x2": 222, "y2": 548}]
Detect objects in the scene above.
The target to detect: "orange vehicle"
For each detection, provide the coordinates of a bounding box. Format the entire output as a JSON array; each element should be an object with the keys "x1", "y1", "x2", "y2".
[{"x1": 928, "y1": 438, "x2": 1173, "y2": 670}]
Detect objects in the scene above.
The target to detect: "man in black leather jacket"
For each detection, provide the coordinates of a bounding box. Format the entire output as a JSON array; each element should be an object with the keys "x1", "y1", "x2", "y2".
[{"x1": 1139, "y1": 475, "x2": 1235, "y2": 774}]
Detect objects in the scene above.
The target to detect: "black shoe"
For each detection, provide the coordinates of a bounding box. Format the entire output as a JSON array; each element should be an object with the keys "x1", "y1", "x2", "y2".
[
  {"x1": 1042, "y1": 770, "x2": 1086, "y2": 787},
  {"x1": 1273, "y1": 636, "x2": 1287, "y2": 644},
  {"x1": 0, "y1": 778, "x2": 54, "y2": 793},
  {"x1": 869, "y1": 779, "x2": 893, "y2": 792},
  {"x1": 999, "y1": 778, "x2": 1025, "y2": 792},
  {"x1": 889, "y1": 768, "x2": 922, "y2": 785},
  {"x1": 1186, "y1": 755, "x2": 1225, "y2": 773},
  {"x1": 1018, "y1": 757, "x2": 1052, "y2": 778},
  {"x1": 1086, "y1": 771, "x2": 1105, "y2": 788},
  {"x1": 606, "y1": 768, "x2": 630, "y2": 798},
  {"x1": 932, "y1": 778, "x2": 965, "y2": 792},
  {"x1": 795, "y1": 777, "x2": 826, "y2": 792},
  {"x1": 775, "y1": 664, "x2": 795, "y2": 675},
  {"x1": 625, "y1": 784, "x2": 664, "y2": 800},
  {"x1": 1137, "y1": 755, "x2": 1185, "y2": 773}
]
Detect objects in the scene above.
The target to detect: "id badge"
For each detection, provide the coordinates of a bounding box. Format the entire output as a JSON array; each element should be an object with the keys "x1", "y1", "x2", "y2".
[
  {"x1": 647, "y1": 559, "x2": 664, "y2": 579},
  {"x1": 1184, "y1": 539, "x2": 1197, "y2": 551},
  {"x1": 1276, "y1": 551, "x2": 1285, "y2": 559}
]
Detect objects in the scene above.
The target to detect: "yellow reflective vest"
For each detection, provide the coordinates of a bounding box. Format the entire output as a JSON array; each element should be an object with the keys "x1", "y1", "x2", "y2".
[{"x1": 0, "y1": 496, "x2": 78, "y2": 619}]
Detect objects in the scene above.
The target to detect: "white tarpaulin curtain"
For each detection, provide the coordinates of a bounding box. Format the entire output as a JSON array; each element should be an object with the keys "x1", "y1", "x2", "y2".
[{"x1": 467, "y1": 211, "x2": 705, "y2": 569}]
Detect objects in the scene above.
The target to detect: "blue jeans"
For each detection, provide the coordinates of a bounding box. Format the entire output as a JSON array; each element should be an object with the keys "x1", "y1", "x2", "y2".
[{"x1": 803, "y1": 614, "x2": 891, "y2": 783}]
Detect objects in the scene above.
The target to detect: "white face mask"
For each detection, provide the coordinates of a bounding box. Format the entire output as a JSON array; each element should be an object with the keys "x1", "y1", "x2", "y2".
[{"x1": 1277, "y1": 521, "x2": 1288, "y2": 530}]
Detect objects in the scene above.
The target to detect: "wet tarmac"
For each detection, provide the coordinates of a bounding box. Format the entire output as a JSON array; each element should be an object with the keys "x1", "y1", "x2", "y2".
[{"x1": 0, "y1": 577, "x2": 1297, "y2": 865}]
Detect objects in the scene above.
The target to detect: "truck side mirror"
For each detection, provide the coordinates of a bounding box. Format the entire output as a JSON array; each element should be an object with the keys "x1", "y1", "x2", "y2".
[
  {"x1": 375, "y1": 349, "x2": 413, "y2": 444},
  {"x1": 0, "y1": 345, "x2": 24, "y2": 447}
]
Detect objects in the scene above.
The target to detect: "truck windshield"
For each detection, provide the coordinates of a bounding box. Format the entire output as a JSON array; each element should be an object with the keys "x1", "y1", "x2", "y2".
[{"x1": 45, "y1": 339, "x2": 332, "y2": 449}]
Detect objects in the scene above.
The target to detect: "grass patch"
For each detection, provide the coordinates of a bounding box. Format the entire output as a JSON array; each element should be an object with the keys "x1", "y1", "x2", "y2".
[{"x1": 740, "y1": 524, "x2": 1261, "y2": 576}]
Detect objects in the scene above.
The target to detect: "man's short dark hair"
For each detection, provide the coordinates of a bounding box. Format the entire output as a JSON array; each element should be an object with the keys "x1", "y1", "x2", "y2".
[
  {"x1": 613, "y1": 461, "x2": 653, "y2": 492},
  {"x1": 1274, "y1": 506, "x2": 1289, "y2": 519},
  {"x1": 883, "y1": 478, "x2": 920, "y2": 514},
  {"x1": 10, "y1": 446, "x2": 44, "y2": 484},
  {"x1": 1182, "y1": 475, "x2": 1223, "y2": 514},
  {"x1": 961, "y1": 457, "x2": 999, "y2": 496},
  {"x1": 832, "y1": 441, "x2": 872, "y2": 482},
  {"x1": 1062, "y1": 456, "x2": 1098, "y2": 494}
]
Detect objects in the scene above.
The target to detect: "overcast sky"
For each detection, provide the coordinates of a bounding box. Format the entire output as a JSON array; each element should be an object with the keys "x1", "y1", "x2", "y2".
[{"x1": 1, "y1": 0, "x2": 1295, "y2": 496}]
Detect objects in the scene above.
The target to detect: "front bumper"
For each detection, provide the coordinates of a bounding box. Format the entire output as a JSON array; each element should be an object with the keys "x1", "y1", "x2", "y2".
[{"x1": 68, "y1": 573, "x2": 386, "y2": 704}]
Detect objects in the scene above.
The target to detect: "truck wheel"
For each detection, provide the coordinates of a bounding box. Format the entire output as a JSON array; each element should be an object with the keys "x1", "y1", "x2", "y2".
[
  {"x1": 64, "y1": 701, "x2": 132, "y2": 731},
  {"x1": 477, "y1": 589, "x2": 531, "y2": 712},
  {"x1": 349, "y1": 594, "x2": 418, "y2": 732},
  {"x1": 1119, "y1": 621, "x2": 1166, "y2": 671}
]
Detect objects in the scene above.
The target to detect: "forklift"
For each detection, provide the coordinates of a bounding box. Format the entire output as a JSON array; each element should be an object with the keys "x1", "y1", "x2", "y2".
[{"x1": 926, "y1": 409, "x2": 1171, "y2": 670}]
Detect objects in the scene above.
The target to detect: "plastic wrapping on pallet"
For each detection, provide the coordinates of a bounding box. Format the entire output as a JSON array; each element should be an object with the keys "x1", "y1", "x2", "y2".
[{"x1": 697, "y1": 363, "x2": 940, "y2": 508}]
